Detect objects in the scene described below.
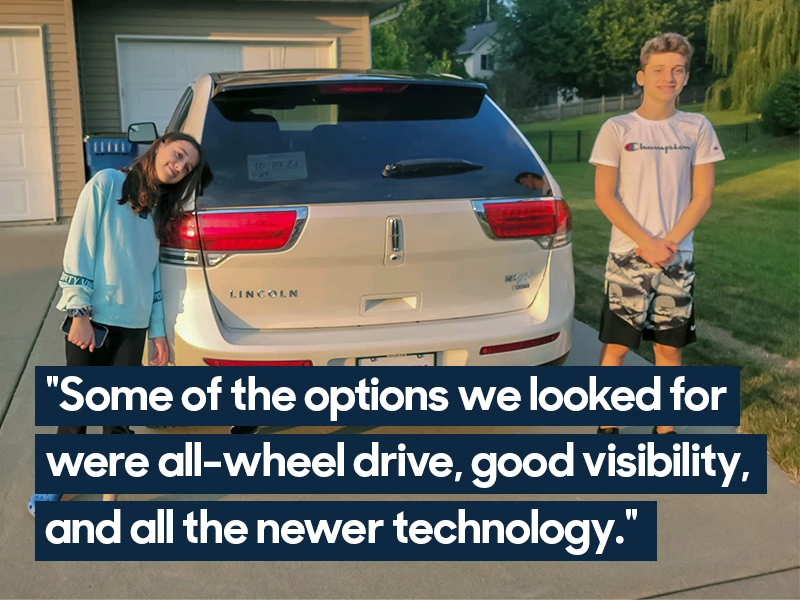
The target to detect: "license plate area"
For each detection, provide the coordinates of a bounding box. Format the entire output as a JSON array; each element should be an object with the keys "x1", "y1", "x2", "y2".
[{"x1": 356, "y1": 353, "x2": 437, "y2": 366}]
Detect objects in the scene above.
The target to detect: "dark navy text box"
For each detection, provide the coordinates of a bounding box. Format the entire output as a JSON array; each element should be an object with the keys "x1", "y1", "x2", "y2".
[
  {"x1": 35, "y1": 434, "x2": 766, "y2": 495},
  {"x1": 35, "y1": 501, "x2": 657, "y2": 561},
  {"x1": 35, "y1": 366, "x2": 740, "y2": 426}
]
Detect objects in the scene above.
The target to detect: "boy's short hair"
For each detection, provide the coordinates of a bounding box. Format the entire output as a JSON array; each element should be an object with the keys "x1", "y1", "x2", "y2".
[{"x1": 640, "y1": 33, "x2": 694, "y2": 71}]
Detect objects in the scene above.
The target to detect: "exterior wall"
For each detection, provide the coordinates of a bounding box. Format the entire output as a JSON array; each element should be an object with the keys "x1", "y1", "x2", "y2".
[
  {"x1": 465, "y1": 36, "x2": 498, "y2": 79},
  {"x1": 75, "y1": 0, "x2": 371, "y2": 134},
  {"x1": 0, "y1": 0, "x2": 85, "y2": 218}
]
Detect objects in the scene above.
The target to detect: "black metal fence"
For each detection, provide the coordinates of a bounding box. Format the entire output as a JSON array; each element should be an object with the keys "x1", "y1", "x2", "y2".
[{"x1": 525, "y1": 121, "x2": 765, "y2": 164}]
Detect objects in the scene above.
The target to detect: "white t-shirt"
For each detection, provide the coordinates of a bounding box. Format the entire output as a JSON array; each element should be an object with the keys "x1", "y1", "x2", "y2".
[{"x1": 589, "y1": 110, "x2": 725, "y2": 253}]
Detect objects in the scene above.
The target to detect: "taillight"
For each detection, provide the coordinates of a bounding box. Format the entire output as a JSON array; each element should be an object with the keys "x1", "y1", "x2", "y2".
[
  {"x1": 484, "y1": 201, "x2": 556, "y2": 238},
  {"x1": 480, "y1": 333, "x2": 560, "y2": 355},
  {"x1": 556, "y1": 200, "x2": 572, "y2": 240},
  {"x1": 203, "y1": 358, "x2": 313, "y2": 367},
  {"x1": 164, "y1": 210, "x2": 304, "y2": 252},
  {"x1": 474, "y1": 199, "x2": 572, "y2": 248},
  {"x1": 198, "y1": 211, "x2": 298, "y2": 252},
  {"x1": 164, "y1": 214, "x2": 201, "y2": 250}
]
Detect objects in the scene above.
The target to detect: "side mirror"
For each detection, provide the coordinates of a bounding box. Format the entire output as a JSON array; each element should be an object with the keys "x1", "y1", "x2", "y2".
[{"x1": 127, "y1": 122, "x2": 158, "y2": 144}]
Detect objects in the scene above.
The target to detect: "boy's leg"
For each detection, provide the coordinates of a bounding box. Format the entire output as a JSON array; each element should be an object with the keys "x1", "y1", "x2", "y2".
[
  {"x1": 598, "y1": 344, "x2": 628, "y2": 432},
  {"x1": 600, "y1": 343, "x2": 629, "y2": 366},
  {"x1": 654, "y1": 344, "x2": 681, "y2": 366},
  {"x1": 597, "y1": 344, "x2": 628, "y2": 433},
  {"x1": 597, "y1": 252, "x2": 653, "y2": 433},
  {"x1": 650, "y1": 252, "x2": 697, "y2": 434}
]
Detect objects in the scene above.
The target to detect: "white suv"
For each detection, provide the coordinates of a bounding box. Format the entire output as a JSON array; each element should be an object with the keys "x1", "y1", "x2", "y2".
[{"x1": 129, "y1": 71, "x2": 574, "y2": 367}]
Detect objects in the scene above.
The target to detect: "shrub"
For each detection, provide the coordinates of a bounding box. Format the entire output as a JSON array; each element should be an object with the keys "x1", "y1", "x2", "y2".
[{"x1": 760, "y1": 68, "x2": 800, "y2": 136}]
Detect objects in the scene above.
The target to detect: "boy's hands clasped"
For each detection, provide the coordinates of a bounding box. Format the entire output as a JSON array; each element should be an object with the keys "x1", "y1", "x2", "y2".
[{"x1": 636, "y1": 237, "x2": 678, "y2": 269}]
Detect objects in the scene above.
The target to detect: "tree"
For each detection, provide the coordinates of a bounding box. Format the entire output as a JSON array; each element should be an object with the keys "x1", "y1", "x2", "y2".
[
  {"x1": 706, "y1": 0, "x2": 800, "y2": 112},
  {"x1": 583, "y1": 0, "x2": 714, "y2": 96},
  {"x1": 371, "y1": 18, "x2": 409, "y2": 71},
  {"x1": 499, "y1": 0, "x2": 589, "y2": 102},
  {"x1": 760, "y1": 68, "x2": 800, "y2": 135},
  {"x1": 501, "y1": 0, "x2": 714, "y2": 100},
  {"x1": 414, "y1": 0, "x2": 481, "y2": 62},
  {"x1": 371, "y1": 0, "x2": 480, "y2": 73}
]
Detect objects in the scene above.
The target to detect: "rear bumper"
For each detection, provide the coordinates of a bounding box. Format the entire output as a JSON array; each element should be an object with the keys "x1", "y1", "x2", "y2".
[{"x1": 163, "y1": 246, "x2": 575, "y2": 367}]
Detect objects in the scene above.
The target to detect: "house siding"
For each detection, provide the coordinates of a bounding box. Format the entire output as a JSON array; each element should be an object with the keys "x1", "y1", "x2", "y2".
[
  {"x1": 0, "y1": 0, "x2": 86, "y2": 218},
  {"x1": 465, "y1": 37, "x2": 497, "y2": 79},
  {"x1": 75, "y1": 0, "x2": 370, "y2": 135}
]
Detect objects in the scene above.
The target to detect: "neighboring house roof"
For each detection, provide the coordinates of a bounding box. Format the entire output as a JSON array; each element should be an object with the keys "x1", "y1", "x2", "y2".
[{"x1": 457, "y1": 22, "x2": 498, "y2": 55}]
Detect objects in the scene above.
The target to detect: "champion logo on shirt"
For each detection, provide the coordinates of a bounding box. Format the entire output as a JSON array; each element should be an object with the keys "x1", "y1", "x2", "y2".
[{"x1": 624, "y1": 142, "x2": 693, "y2": 154}]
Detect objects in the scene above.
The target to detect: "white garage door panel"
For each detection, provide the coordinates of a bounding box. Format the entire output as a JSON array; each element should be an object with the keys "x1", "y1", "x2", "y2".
[
  {"x1": 0, "y1": 30, "x2": 56, "y2": 223},
  {"x1": 119, "y1": 39, "x2": 334, "y2": 134},
  {"x1": 0, "y1": 134, "x2": 24, "y2": 169},
  {"x1": 0, "y1": 178, "x2": 53, "y2": 220}
]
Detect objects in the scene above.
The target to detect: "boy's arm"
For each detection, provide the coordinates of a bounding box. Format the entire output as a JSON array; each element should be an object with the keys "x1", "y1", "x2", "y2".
[
  {"x1": 666, "y1": 117, "x2": 723, "y2": 245},
  {"x1": 594, "y1": 165, "x2": 677, "y2": 267},
  {"x1": 666, "y1": 163, "x2": 715, "y2": 246}
]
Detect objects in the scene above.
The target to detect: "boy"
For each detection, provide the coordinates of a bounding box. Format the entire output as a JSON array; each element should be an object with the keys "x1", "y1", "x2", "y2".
[{"x1": 588, "y1": 33, "x2": 725, "y2": 434}]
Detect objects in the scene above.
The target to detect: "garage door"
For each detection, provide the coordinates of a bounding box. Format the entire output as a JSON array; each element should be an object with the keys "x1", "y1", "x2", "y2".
[
  {"x1": 118, "y1": 38, "x2": 335, "y2": 134},
  {"x1": 0, "y1": 29, "x2": 56, "y2": 223}
]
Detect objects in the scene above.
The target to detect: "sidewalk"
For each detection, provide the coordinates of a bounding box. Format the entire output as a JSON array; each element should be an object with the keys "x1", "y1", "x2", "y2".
[
  {"x1": 0, "y1": 224, "x2": 68, "y2": 423},
  {"x1": 0, "y1": 224, "x2": 798, "y2": 599}
]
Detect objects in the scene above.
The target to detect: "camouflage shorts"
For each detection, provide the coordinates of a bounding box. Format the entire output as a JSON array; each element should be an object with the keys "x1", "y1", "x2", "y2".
[{"x1": 604, "y1": 250, "x2": 695, "y2": 332}]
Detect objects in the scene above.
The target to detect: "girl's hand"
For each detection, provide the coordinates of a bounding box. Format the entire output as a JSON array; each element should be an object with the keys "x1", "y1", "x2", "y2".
[
  {"x1": 68, "y1": 316, "x2": 96, "y2": 352},
  {"x1": 150, "y1": 337, "x2": 169, "y2": 366}
]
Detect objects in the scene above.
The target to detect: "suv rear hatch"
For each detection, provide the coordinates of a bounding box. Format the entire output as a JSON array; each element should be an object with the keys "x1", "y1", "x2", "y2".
[{"x1": 166, "y1": 78, "x2": 570, "y2": 330}]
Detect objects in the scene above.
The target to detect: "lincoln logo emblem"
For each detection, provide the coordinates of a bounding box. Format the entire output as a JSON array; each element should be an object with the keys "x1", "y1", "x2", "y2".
[{"x1": 230, "y1": 290, "x2": 299, "y2": 299}]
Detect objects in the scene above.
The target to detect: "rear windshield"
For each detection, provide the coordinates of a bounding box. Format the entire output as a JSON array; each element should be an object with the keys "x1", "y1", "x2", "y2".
[{"x1": 197, "y1": 82, "x2": 551, "y2": 208}]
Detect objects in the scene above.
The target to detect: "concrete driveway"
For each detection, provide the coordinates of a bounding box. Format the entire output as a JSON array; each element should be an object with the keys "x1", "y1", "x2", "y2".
[{"x1": 0, "y1": 224, "x2": 798, "y2": 599}]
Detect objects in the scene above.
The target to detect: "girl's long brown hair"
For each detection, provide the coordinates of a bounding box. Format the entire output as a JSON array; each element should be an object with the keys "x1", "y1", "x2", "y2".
[{"x1": 118, "y1": 132, "x2": 209, "y2": 243}]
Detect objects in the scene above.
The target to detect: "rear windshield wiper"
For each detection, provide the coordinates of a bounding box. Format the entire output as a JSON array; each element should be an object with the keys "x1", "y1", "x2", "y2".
[{"x1": 382, "y1": 158, "x2": 483, "y2": 179}]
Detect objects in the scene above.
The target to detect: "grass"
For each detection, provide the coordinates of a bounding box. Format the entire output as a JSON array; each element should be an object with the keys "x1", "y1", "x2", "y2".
[
  {"x1": 518, "y1": 103, "x2": 759, "y2": 135},
  {"x1": 544, "y1": 136, "x2": 800, "y2": 481}
]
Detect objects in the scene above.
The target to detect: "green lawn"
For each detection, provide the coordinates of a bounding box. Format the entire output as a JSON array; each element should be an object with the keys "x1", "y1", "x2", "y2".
[
  {"x1": 544, "y1": 138, "x2": 800, "y2": 480},
  {"x1": 518, "y1": 103, "x2": 759, "y2": 134}
]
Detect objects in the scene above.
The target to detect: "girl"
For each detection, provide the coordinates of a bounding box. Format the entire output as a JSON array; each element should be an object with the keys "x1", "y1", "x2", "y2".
[{"x1": 28, "y1": 132, "x2": 206, "y2": 516}]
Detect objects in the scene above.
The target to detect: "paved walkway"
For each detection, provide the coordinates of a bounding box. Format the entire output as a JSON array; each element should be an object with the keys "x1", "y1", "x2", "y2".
[{"x1": 0, "y1": 225, "x2": 797, "y2": 599}]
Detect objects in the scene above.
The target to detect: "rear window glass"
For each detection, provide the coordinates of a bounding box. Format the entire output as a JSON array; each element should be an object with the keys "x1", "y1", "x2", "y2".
[{"x1": 197, "y1": 82, "x2": 551, "y2": 208}]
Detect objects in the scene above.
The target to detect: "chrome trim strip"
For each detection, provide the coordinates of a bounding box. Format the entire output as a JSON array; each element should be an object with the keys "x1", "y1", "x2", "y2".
[
  {"x1": 391, "y1": 217, "x2": 401, "y2": 251},
  {"x1": 286, "y1": 206, "x2": 309, "y2": 252},
  {"x1": 384, "y1": 216, "x2": 405, "y2": 266},
  {"x1": 160, "y1": 247, "x2": 200, "y2": 266}
]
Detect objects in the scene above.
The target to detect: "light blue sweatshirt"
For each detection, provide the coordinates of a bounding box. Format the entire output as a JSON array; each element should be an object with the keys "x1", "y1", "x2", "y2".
[{"x1": 57, "y1": 169, "x2": 165, "y2": 339}]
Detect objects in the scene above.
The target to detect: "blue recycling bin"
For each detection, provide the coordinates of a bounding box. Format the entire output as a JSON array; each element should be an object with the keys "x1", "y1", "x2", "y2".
[{"x1": 83, "y1": 136, "x2": 139, "y2": 179}]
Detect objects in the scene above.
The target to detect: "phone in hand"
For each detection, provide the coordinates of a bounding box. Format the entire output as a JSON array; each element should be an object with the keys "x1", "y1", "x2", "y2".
[{"x1": 61, "y1": 316, "x2": 109, "y2": 349}]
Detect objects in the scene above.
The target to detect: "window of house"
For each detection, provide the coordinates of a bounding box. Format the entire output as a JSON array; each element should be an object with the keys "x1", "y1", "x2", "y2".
[{"x1": 480, "y1": 54, "x2": 495, "y2": 71}]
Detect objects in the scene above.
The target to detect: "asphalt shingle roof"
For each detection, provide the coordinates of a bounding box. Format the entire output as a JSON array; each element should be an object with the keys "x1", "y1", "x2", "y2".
[{"x1": 457, "y1": 22, "x2": 498, "y2": 55}]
